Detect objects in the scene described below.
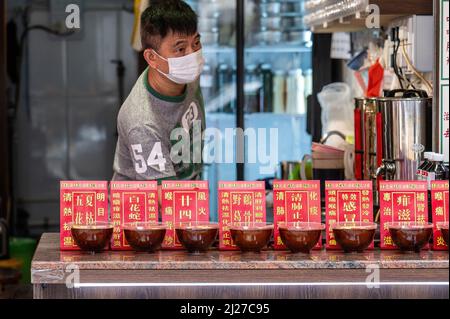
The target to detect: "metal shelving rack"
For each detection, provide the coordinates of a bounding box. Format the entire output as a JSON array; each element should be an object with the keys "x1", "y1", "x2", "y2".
[
  {"x1": 304, "y1": 0, "x2": 433, "y2": 33},
  {"x1": 204, "y1": 45, "x2": 312, "y2": 54}
]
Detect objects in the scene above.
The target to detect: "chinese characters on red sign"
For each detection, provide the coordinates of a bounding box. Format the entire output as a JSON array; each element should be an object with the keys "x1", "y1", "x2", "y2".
[
  {"x1": 161, "y1": 181, "x2": 209, "y2": 249},
  {"x1": 432, "y1": 181, "x2": 449, "y2": 250},
  {"x1": 60, "y1": 181, "x2": 108, "y2": 250},
  {"x1": 380, "y1": 181, "x2": 428, "y2": 250},
  {"x1": 273, "y1": 181, "x2": 322, "y2": 250},
  {"x1": 218, "y1": 181, "x2": 266, "y2": 250},
  {"x1": 325, "y1": 181, "x2": 373, "y2": 250},
  {"x1": 110, "y1": 181, "x2": 158, "y2": 250}
]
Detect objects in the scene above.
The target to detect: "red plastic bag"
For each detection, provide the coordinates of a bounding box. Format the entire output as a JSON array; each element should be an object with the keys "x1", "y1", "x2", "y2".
[{"x1": 366, "y1": 59, "x2": 384, "y2": 97}]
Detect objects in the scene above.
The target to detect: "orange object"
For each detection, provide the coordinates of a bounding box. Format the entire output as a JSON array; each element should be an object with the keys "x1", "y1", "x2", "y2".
[{"x1": 366, "y1": 59, "x2": 384, "y2": 97}]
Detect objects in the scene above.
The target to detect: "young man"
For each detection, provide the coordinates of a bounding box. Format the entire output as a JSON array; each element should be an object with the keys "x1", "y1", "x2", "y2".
[{"x1": 113, "y1": 0, "x2": 205, "y2": 182}]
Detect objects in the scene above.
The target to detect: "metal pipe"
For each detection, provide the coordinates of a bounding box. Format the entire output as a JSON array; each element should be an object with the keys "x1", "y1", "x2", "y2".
[{"x1": 236, "y1": 0, "x2": 245, "y2": 181}]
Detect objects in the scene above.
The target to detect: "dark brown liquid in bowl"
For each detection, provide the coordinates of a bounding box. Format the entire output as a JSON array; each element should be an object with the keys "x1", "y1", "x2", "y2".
[
  {"x1": 389, "y1": 227, "x2": 432, "y2": 252},
  {"x1": 175, "y1": 228, "x2": 218, "y2": 253},
  {"x1": 124, "y1": 228, "x2": 166, "y2": 252},
  {"x1": 71, "y1": 227, "x2": 113, "y2": 252},
  {"x1": 279, "y1": 228, "x2": 321, "y2": 253},
  {"x1": 230, "y1": 228, "x2": 272, "y2": 252},
  {"x1": 333, "y1": 228, "x2": 375, "y2": 253},
  {"x1": 441, "y1": 228, "x2": 449, "y2": 247}
]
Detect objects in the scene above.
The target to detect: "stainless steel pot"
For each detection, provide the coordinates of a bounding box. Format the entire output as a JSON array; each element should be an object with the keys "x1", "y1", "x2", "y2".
[{"x1": 376, "y1": 90, "x2": 433, "y2": 180}]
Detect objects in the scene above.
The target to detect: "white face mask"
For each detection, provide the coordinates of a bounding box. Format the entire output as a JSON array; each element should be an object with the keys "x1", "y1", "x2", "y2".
[{"x1": 153, "y1": 49, "x2": 205, "y2": 84}]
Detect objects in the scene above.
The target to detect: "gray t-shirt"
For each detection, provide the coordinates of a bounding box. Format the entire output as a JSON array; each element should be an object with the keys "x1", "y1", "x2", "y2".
[{"x1": 112, "y1": 68, "x2": 205, "y2": 182}]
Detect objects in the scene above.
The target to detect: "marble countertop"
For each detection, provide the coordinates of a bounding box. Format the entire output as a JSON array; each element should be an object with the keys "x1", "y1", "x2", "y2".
[{"x1": 32, "y1": 233, "x2": 449, "y2": 271}]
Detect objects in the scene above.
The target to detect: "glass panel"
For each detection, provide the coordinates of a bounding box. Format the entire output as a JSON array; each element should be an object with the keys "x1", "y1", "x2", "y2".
[
  {"x1": 190, "y1": 0, "x2": 313, "y2": 221},
  {"x1": 186, "y1": 0, "x2": 237, "y2": 221},
  {"x1": 244, "y1": 0, "x2": 313, "y2": 222}
]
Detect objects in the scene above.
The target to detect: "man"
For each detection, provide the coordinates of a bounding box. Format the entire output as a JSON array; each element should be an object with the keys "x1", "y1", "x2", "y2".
[{"x1": 113, "y1": 0, "x2": 205, "y2": 182}]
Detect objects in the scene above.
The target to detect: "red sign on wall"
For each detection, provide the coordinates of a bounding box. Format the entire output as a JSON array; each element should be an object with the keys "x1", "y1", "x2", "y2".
[
  {"x1": 110, "y1": 181, "x2": 158, "y2": 250},
  {"x1": 218, "y1": 181, "x2": 266, "y2": 250},
  {"x1": 431, "y1": 180, "x2": 449, "y2": 250},
  {"x1": 60, "y1": 181, "x2": 108, "y2": 250},
  {"x1": 379, "y1": 181, "x2": 428, "y2": 250},
  {"x1": 161, "y1": 181, "x2": 209, "y2": 249},
  {"x1": 325, "y1": 181, "x2": 373, "y2": 250},
  {"x1": 273, "y1": 180, "x2": 322, "y2": 250}
]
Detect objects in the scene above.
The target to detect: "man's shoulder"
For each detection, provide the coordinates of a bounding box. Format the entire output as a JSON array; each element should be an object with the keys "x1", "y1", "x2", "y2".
[{"x1": 117, "y1": 74, "x2": 154, "y2": 135}]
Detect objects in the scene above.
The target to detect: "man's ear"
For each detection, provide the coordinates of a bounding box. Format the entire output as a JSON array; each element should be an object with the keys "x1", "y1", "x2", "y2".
[{"x1": 143, "y1": 49, "x2": 158, "y2": 69}]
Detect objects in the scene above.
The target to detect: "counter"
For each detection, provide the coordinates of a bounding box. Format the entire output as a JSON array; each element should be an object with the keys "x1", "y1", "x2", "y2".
[{"x1": 31, "y1": 233, "x2": 449, "y2": 299}]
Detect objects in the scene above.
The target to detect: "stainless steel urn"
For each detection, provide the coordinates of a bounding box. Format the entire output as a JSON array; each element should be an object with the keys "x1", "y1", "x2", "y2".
[{"x1": 375, "y1": 90, "x2": 432, "y2": 180}]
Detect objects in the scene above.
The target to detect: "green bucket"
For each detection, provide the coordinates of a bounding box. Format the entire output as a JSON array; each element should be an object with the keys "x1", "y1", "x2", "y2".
[{"x1": 9, "y1": 237, "x2": 37, "y2": 284}]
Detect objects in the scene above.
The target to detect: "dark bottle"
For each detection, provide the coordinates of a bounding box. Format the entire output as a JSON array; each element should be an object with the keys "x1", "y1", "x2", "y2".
[
  {"x1": 426, "y1": 153, "x2": 446, "y2": 220},
  {"x1": 244, "y1": 64, "x2": 261, "y2": 113},
  {"x1": 259, "y1": 64, "x2": 273, "y2": 112},
  {"x1": 416, "y1": 152, "x2": 432, "y2": 181},
  {"x1": 216, "y1": 63, "x2": 232, "y2": 113},
  {"x1": 423, "y1": 153, "x2": 436, "y2": 190},
  {"x1": 433, "y1": 153, "x2": 447, "y2": 181},
  {"x1": 444, "y1": 163, "x2": 449, "y2": 180}
]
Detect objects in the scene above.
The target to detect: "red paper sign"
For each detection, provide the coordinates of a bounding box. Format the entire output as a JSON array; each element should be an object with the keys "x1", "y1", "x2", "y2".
[
  {"x1": 218, "y1": 181, "x2": 266, "y2": 250},
  {"x1": 161, "y1": 181, "x2": 209, "y2": 249},
  {"x1": 431, "y1": 181, "x2": 449, "y2": 250},
  {"x1": 325, "y1": 181, "x2": 373, "y2": 250},
  {"x1": 60, "y1": 181, "x2": 108, "y2": 250},
  {"x1": 110, "y1": 181, "x2": 158, "y2": 250},
  {"x1": 379, "y1": 181, "x2": 428, "y2": 250},
  {"x1": 273, "y1": 180, "x2": 322, "y2": 250}
]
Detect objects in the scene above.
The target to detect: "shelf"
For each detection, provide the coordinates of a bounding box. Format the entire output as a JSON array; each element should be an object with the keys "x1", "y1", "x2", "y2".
[
  {"x1": 247, "y1": 45, "x2": 312, "y2": 53},
  {"x1": 203, "y1": 46, "x2": 234, "y2": 54},
  {"x1": 279, "y1": 12, "x2": 304, "y2": 17},
  {"x1": 307, "y1": 0, "x2": 433, "y2": 33},
  {"x1": 311, "y1": 15, "x2": 406, "y2": 33},
  {"x1": 203, "y1": 45, "x2": 312, "y2": 54}
]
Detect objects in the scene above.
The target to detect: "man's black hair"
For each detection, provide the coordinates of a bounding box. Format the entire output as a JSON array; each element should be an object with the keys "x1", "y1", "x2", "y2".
[{"x1": 140, "y1": 0, "x2": 198, "y2": 50}]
